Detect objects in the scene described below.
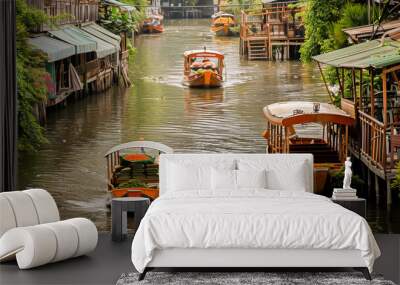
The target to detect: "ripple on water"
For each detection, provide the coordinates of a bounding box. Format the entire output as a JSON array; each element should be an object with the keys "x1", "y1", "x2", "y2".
[{"x1": 18, "y1": 19, "x2": 327, "y2": 231}]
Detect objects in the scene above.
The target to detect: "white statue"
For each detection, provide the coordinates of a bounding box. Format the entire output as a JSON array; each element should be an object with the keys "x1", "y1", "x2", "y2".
[{"x1": 343, "y1": 157, "x2": 352, "y2": 189}]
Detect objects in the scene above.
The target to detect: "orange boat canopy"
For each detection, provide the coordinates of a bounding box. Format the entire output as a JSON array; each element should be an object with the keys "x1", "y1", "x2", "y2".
[
  {"x1": 263, "y1": 101, "x2": 354, "y2": 127},
  {"x1": 184, "y1": 50, "x2": 224, "y2": 60}
]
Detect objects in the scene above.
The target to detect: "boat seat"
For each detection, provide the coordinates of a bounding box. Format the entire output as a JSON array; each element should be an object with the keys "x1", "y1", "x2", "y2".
[{"x1": 0, "y1": 189, "x2": 98, "y2": 269}]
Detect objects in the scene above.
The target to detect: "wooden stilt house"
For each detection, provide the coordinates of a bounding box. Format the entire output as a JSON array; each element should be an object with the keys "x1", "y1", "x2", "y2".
[
  {"x1": 239, "y1": 1, "x2": 304, "y2": 60},
  {"x1": 313, "y1": 37, "x2": 400, "y2": 205},
  {"x1": 28, "y1": 35, "x2": 82, "y2": 107},
  {"x1": 27, "y1": 0, "x2": 99, "y2": 31}
]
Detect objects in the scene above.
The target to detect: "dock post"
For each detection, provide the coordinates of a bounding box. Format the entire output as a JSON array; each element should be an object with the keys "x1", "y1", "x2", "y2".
[
  {"x1": 375, "y1": 174, "x2": 380, "y2": 205},
  {"x1": 387, "y1": 179, "x2": 392, "y2": 206},
  {"x1": 367, "y1": 168, "x2": 373, "y2": 199}
]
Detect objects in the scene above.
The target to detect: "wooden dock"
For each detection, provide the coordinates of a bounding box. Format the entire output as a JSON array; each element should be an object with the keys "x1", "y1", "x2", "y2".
[
  {"x1": 313, "y1": 37, "x2": 400, "y2": 206},
  {"x1": 239, "y1": 1, "x2": 304, "y2": 60}
]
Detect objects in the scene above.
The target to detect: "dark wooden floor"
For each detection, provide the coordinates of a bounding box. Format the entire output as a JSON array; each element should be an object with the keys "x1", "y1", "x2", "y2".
[
  {"x1": 0, "y1": 233, "x2": 133, "y2": 285},
  {"x1": 1, "y1": 233, "x2": 399, "y2": 285}
]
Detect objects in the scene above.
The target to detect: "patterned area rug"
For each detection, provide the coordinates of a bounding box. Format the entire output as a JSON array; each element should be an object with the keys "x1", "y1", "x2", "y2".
[{"x1": 116, "y1": 272, "x2": 395, "y2": 285}]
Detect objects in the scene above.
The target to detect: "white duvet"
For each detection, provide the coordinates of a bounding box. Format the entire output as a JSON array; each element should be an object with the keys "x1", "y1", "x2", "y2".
[{"x1": 131, "y1": 190, "x2": 380, "y2": 273}]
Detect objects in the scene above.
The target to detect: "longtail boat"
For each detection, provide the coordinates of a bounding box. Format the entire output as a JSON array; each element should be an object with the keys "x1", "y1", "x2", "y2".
[
  {"x1": 262, "y1": 101, "x2": 355, "y2": 194},
  {"x1": 142, "y1": 14, "x2": 164, "y2": 33},
  {"x1": 211, "y1": 12, "x2": 238, "y2": 36},
  {"x1": 104, "y1": 141, "x2": 173, "y2": 203},
  {"x1": 183, "y1": 49, "x2": 224, "y2": 88}
]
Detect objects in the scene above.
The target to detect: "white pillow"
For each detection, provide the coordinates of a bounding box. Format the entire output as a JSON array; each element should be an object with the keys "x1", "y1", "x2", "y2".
[
  {"x1": 211, "y1": 168, "x2": 236, "y2": 190},
  {"x1": 168, "y1": 162, "x2": 211, "y2": 191},
  {"x1": 236, "y1": 169, "x2": 267, "y2": 189},
  {"x1": 265, "y1": 161, "x2": 307, "y2": 191},
  {"x1": 238, "y1": 159, "x2": 308, "y2": 191}
]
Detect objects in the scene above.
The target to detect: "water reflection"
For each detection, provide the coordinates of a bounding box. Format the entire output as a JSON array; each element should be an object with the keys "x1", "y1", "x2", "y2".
[{"x1": 18, "y1": 19, "x2": 330, "y2": 231}]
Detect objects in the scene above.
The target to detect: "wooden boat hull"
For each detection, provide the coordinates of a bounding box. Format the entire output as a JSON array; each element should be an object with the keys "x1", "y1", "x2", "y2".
[
  {"x1": 142, "y1": 24, "x2": 164, "y2": 33},
  {"x1": 184, "y1": 70, "x2": 222, "y2": 88},
  {"x1": 211, "y1": 25, "x2": 238, "y2": 36},
  {"x1": 112, "y1": 187, "x2": 159, "y2": 200}
]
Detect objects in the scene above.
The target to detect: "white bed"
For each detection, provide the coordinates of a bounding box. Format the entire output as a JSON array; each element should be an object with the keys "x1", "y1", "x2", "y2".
[{"x1": 131, "y1": 154, "x2": 380, "y2": 280}]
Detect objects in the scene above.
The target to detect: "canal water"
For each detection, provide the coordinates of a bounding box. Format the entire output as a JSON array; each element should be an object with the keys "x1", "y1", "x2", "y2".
[{"x1": 19, "y1": 19, "x2": 394, "y2": 232}]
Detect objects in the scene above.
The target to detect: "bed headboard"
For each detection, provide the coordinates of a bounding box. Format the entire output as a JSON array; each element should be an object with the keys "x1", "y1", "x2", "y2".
[{"x1": 159, "y1": 153, "x2": 314, "y2": 196}]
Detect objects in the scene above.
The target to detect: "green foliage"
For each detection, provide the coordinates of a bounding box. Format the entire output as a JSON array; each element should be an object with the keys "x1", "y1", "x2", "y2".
[
  {"x1": 300, "y1": 0, "x2": 346, "y2": 62},
  {"x1": 327, "y1": 3, "x2": 373, "y2": 52},
  {"x1": 103, "y1": 0, "x2": 149, "y2": 32},
  {"x1": 100, "y1": 7, "x2": 142, "y2": 34},
  {"x1": 118, "y1": 179, "x2": 147, "y2": 188},
  {"x1": 300, "y1": 1, "x2": 380, "y2": 62},
  {"x1": 16, "y1": 0, "x2": 50, "y2": 151},
  {"x1": 224, "y1": 0, "x2": 263, "y2": 16},
  {"x1": 127, "y1": 40, "x2": 137, "y2": 57},
  {"x1": 122, "y1": 0, "x2": 148, "y2": 8}
]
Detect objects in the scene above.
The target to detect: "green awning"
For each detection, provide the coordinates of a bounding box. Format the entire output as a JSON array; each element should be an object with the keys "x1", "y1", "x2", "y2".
[
  {"x1": 49, "y1": 27, "x2": 97, "y2": 54},
  {"x1": 28, "y1": 36, "x2": 75, "y2": 62},
  {"x1": 69, "y1": 26, "x2": 117, "y2": 58},
  {"x1": 81, "y1": 23, "x2": 120, "y2": 51},
  {"x1": 312, "y1": 39, "x2": 400, "y2": 69}
]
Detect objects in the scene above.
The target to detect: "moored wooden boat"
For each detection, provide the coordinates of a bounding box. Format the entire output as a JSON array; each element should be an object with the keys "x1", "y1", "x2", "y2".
[
  {"x1": 104, "y1": 141, "x2": 173, "y2": 203},
  {"x1": 183, "y1": 49, "x2": 224, "y2": 88},
  {"x1": 142, "y1": 14, "x2": 164, "y2": 33},
  {"x1": 211, "y1": 12, "x2": 238, "y2": 36},
  {"x1": 262, "y1": 101, "x2": 355, "y2": 194}
]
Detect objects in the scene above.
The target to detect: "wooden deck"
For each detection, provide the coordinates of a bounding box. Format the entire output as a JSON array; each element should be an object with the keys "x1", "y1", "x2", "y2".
[{"x1": 239, "y1": 2, "x2": 304, "y2": 60}]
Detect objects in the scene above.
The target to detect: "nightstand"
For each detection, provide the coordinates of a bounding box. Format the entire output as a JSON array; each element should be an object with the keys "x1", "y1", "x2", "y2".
[
  {"x1": 331, "y1": 197, "x2": 366, "y2": 218},
  {"x1": 111, "y1": 197, "x2": 150, "y2": 242}
]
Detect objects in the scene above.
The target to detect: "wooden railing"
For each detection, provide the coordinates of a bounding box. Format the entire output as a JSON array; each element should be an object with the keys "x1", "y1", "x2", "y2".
[
  {"x1": 265, "y1": 122, "x2": 286, "y2": 153},
  {"x1": 326, "y1": 123, "x2": 347, "y2": 162},
  {"x1": 106, "y1": 150, "x2": 120, "y2": 190},
  {"x1": 359, "y1": 110, "x2": 386, "y2": 170},
  {"x1": 390, "y1": 122, "x2": 400, "y2": 169},
  {"x1": 240, "y1": 6, "x2": 303, "y2": 41},
  {"x1": 28, "y1": 0, "x2": 98, "y2": 32}
]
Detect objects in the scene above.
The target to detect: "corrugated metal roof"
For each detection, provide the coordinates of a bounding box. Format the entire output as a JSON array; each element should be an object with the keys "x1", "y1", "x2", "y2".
[
  {"x1": 102, "y1": 0, "x2": 136, "y2": 12},
  {"x1": 69, "y1": 26, "x2": 117, "y2": 58},
  {"x1": 28, "y1": 35, "x2": 75, "y2": 62},
  {"x1": 312, "y1": 39, "x2": 400, "y2": 69},
  {"x1": 342, "y1": 20, "x2": 400, "y2": 42},
  {"x1": 81, "y1": 23, "x2": 120, "y2": 51},
  {"x1": 84, "y1": 23, "x2": 121, "y2": 41},
  {"x1": 49, "y1": 27, "x2": 97, "y2": 54}
]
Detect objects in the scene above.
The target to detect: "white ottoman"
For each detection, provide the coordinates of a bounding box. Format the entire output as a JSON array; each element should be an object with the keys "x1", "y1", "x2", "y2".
[{"x1": 0, "y1": 189, "x2": 98, "y2": 269}]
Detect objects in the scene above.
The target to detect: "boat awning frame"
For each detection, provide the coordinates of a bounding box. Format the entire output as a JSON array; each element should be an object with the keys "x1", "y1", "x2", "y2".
[
  {"x1": 105, "y1": 141, "x2": 174, "y2": 157},
  {"x1": 184, "y1": 50, "x2": 224, "y2": 59},
  {"x1": 263, "y1": 101, "x2": 355, "y2": 127},
  {"x1": 28, "y1": 35, "x2": 75, "y2": 62},
  {"x1": 312, "y1": 39, "x2": 400, "y2": 69},
  {"x1": 212, "y1": 12, "x2": 235, "y2": 19}
]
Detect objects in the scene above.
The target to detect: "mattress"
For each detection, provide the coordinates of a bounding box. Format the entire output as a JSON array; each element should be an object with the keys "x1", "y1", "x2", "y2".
[{"x1": 131, "y1": 190, "x2": 380, "y2": 273}]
